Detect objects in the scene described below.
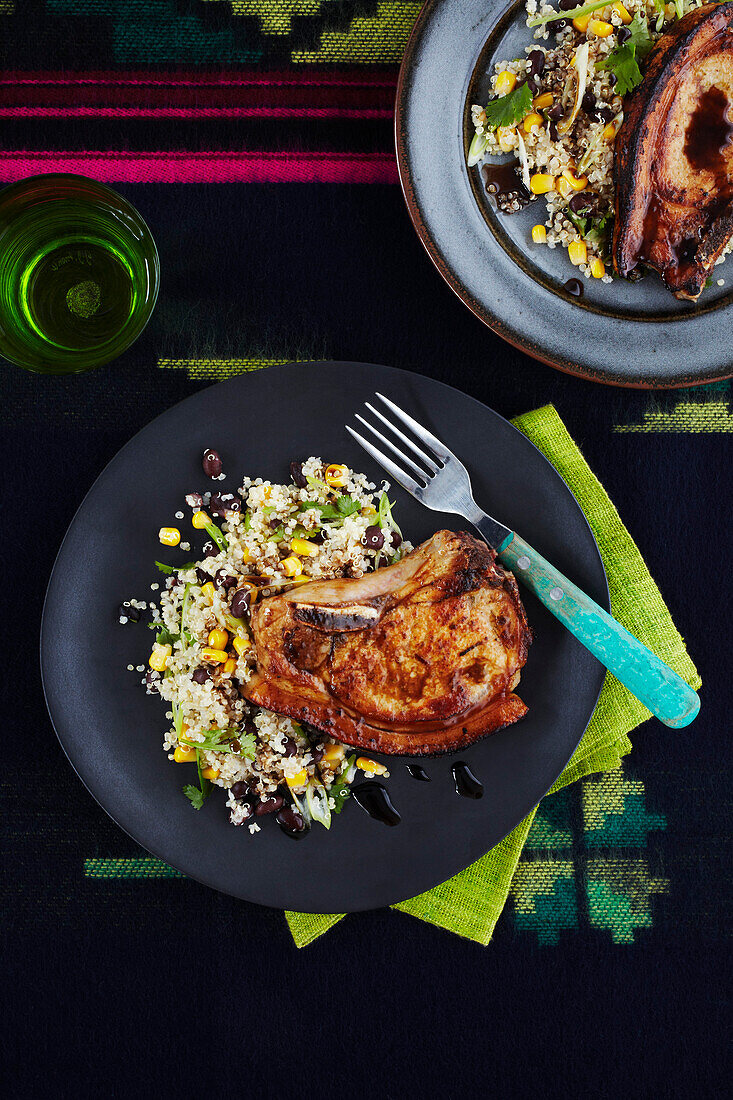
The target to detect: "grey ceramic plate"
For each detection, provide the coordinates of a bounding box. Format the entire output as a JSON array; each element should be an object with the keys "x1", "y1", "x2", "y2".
[
  {"x1": 395, "y1": 0, "x2": 733, "y2": 387},
  {"x1": 41, "y1": 362, "x2": 608, "y2": 913}
]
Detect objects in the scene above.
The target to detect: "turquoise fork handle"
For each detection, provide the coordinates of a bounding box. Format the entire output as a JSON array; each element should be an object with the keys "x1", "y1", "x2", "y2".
[{"x1": 498, "y1": 532, "x2": 700, "y2": 729}]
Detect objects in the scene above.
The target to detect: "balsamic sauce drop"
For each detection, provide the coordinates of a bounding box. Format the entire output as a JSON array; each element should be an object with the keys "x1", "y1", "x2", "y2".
[
  {"x1": 452, "y1": 762, "x2": 484, "y2": 800},
  {"x1": 683, "y1": 85, "x2": 733, "y2": 174},
  {"x1": 481, "y1": 162, "x2": 531, "y2": 212},
  {"x1": 562, "y1": 278, "x2": 584, "y2": 298},
  {"x1": 406, "y1": 764, "x2": 431, "y2": 782},
  {"x1": 351, "y1": 781, "x2": 401, "y2": 826}
]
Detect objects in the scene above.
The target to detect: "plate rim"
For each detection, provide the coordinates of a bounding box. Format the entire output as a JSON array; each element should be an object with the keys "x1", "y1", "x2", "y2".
[
  {"x1": 40, "y1": 360, "x2": 610, "y2": 912},
  {"x1": 394, "y1": 0, "x2": 733, "y2": 390}
]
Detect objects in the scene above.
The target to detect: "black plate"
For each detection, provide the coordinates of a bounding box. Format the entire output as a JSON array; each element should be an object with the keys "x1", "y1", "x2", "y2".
[
  {"x1": 41, "y1": 361, "x2": 608, "y2": 912},
  {"x1": 395, "y1": 0, "x2": 733, "y2": 388}
]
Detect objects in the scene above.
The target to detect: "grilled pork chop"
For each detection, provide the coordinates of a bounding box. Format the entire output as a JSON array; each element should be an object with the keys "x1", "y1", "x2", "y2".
[
  {"x1": 613, "y1": 2, "x2": 733, "y2": 300},
  {"x1": 244, "y1": 530, "x2": 532, "y2": 756}
]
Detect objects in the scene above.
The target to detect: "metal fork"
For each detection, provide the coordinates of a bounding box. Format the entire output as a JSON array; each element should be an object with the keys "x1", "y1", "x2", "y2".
[{"x1": 347, "y1": 393, "x2": 699, "y2": 729}]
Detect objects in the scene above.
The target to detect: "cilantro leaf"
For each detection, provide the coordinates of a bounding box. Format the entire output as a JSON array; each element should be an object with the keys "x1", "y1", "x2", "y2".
[
  {"x1": 335, "y1": 495, "x2": 360, "y2": 518},
  {"x1": 329, "y1": 754, "x2": 356, "y2": 814},
  {"x1": 155, "y1": 560, "x2": 197, "y2": 576},
  {"x1": 183, "y1": 784, "x2": 207, "y2": 810},
  {"x1": 236, "y1": 732, "x2": 257, "y2": 760},
  {"x1": 149, "y1": 622, "x2": 180, "y2": 646},
  {"x1": 484, "y1": 83, "x2": 532, "y2": 130},
  {"x1": 596, "y1": 44, "x2": 642, "y2": 97},
  {"x1": 626, "y1": 13, "x2": 654, "y2": 60}
]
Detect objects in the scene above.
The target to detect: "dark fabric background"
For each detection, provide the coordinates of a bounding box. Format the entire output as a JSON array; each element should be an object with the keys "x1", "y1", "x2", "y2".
[{"x1": 1, "y1": 0, "x2": 731, "y2": 1094}]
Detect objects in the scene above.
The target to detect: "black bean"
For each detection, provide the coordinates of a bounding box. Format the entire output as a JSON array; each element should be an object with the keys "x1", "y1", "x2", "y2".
[
  {"x1": 192, "y1": 666, "x2": 210, "y2": 684},
  {"x1": 119, "y1": 603, "x2": 140, "y2": 622},
  {"x1": 231, "y1": 780, "x2": 253, "y2": 800},
  {"x1": 202, "y1": 449, "x2": 222, "y2": 479},
  {"x1": 391, "y1": 531, "x2": 402, "y2": 549},
  {"x1": 581, "y1": 90, "x2": 596, "y2": 115},
  {"x1": 281, "y1": 737, "x2": 298, "y2": 757},
  {"x1": 201, "y1": 541, "x2": 217, "y2": 558},
  {"x1": 550, "y1": 18, "x2": 568, "y2": 33},
  {"x1": 290, "y1": 461, "x2": 307, "y2": 488},
  {"x1": 230, "y1": 587, "x2": 253, "y2": 618},
  {"x1": 214, "y1": 570, "x2": 237, "y2": 590},
  {"x1": 255, "y1": 795, "x2": 284, "y2": 816},
  {"x1": 243, "y1": 716, "x2": 258, "y2": 736},
  {"x1": 549, "y1": 121, "x2": 559, "y2": 142},
  {"x1": 185, "y1": 492, "x2": 204, "y2": 509},
  {"x1": 363, "y1": 525, "x2": 385, "y2": 550},
  {"x1": 310, "y1": 746, "x2": 324, "y2": 763},
  {"x1": 568, "y1": 192, "x2": 591, "y2": 213},
  {"x1": 526, "y1": 76, "x2": 540, "y2": 95},
  {"x1": 596, "y1": 106, "x2": 614, "y2": 124},
  {"x1": 527, "y1": 49, "x2": 545, "y2": 77},
  {"x1": 618, "y1": 26, "x2": 631, "y2": 44},
  {"x1": 608, "y1": 73, "x2": 617, "y2": 88},
  {"x1": 276, "y1": 807, "x2": 305, "y2": 834},
  {"x1": 210, "y1": 492, "x2": 240, "y2": 517},
  {"x1": 145, "y1": 669, "x2": 161, "y2": 693},
  {"x1": 547, "y1": 102, "x2": 564, "y2": 120},
  {"x1": 558, "y1": 0, "x2": 576, "y2": 8}
]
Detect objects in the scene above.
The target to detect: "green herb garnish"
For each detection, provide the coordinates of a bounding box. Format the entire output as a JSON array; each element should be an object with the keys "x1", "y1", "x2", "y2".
[
  {"x1": 155, "y1": 560, "x2": 197, "y2": 575},
  {"x1": 150, "y1": 622, "x2": 180, "y2": 646},
  {"x1": 483, "y1": 83, "x2": 533, "y2": 130},
  {"x1": 596, "y1": 15, "x2": 653, "y2": 96},
  {"x1": 297, "y1": 495, "x2": 360, "y2": 524},
  {"x1": 183, "y1": 748, "x2": 211, "y2": 810},
  {"x1": 527, "y1": 0, "x2": 610, "y2": 27}
]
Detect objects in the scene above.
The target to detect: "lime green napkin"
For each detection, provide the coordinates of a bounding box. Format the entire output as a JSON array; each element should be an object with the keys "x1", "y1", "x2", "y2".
[{"x1": 285, "y1": 405, "x2": 701, "y2": 947}]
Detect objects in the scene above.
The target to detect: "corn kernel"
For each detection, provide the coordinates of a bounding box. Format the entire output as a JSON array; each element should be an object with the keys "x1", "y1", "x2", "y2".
[
  {"x1": 362, "y1": 504, "x2": 377, "y2": 516},
  {"x1": 602, "y1": 122, "x2": 617, "y2": 143},
  {"x1": 324, "y1": 463, "x2": 349, "y2": 488},
  {"x1": 323, "y1": 743, "x2": 346, "y2": 765},
  {"x1": 590, "y1": 257, "x2": 606, "y2": 279},
  {"x1": 522, "y1": 111, "x2": 544, "y2": 133},
  {"x1": 568, "y1": 240, "x2": 588, "y2": 266},
  {"x1": 201, "y1": 581, "x2": 215, "y2": 602},
  {"x1": 281, "y1": 555, "x2": 303, "y2": 577},
  {"x1": 290, "y1": 537, "x2": 318, "y2": 557},
  {"x1": 149, "y1": 644, "x2": 172, "y2": 672},
  {"x1": 494, "y1": 70, "x2": 517, "y2": 96},
  {"x1": 532, "y1": 92, "x2": 554, "y2": 110},
  {"x1": 286, "y1": 575, "x2": 312, "y2": 587},
  {"x1": 556, "y1": 175, "x2": 573, "y2": 199},
  {"x1": 665, "y1": 2, "x2": 675, "y2": 17},
  {"x1": 286, "y1": 769, "x2": 308, "y2": 789},
  {"x1": 192, "y1": 510, "x2": 210, "y2": 529},
  {"x1": 356, "y1": 756, "x2": 388, "y2": 776},
  {"x1": 158, "y1": 527, "x2": 181, "y2": 547},
  {"x1": 232, "y1": 635, "x2": 250, "y2": 655},
  {"x1": 201, "y1": 647, "x2": 228, "y2": 664},
  {"x1": 173, "y1": 745, "x2": 196, "y2": 763},
  {"x1": 208, "y1": 628, "x2": 228, "y2": 650},
  {"x1": 531, "y1": 224, "x2": 547, "y2": 244},
  {"x1": 612, "y1": 2, "x2": 632, "y2": 23},
  {"x1": 530, "y1": 173, "x2": 556, "y2": 195},
  {"x1": 590, "y1": 19, "x2": 614, "y2": 36},
  {"x1": 562, "y1": 168, "x2": 588, "y2": 191},
  {"x1": 201, "y1": 766, "x2": 219, "y2": 781},
  {"x1": 497, "y1": 126, "x2": 516, "y2": 152},
  {"x1": 223, "y1": 658, "x2": 237, "y2": 675},
  {"x1": 573, "y1": 14, "x2": 591, "y2": 32}
]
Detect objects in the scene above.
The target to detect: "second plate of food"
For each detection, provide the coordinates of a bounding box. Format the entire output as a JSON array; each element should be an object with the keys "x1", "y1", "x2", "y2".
[
  {"x1": 395, "y1": 0, "x2": 733, "y2": 387},
  {"x1": 41, "y1": 361, "x2": 607, "y2": 912}
]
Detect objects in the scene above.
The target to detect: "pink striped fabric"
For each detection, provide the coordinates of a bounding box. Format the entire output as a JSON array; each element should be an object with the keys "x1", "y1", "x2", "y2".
[{"x1": 0, "y1": 151, "x2": 399, "y2": 184}]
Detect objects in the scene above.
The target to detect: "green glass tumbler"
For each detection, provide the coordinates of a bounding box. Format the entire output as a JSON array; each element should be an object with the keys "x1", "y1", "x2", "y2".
[{"x1": 0, "y1": 174, "x2": 160, "y2": 374}]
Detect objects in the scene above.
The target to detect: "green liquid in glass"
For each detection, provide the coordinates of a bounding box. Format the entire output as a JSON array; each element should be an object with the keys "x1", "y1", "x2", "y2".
[{"x1": 0, "y1": 175, "x2": 159, "y2": 374}]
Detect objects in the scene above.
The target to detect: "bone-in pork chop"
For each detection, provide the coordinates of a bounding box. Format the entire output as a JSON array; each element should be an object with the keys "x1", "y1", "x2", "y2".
[{"x1": 243, "y1": 530, "x2": 532, "y2": 755}]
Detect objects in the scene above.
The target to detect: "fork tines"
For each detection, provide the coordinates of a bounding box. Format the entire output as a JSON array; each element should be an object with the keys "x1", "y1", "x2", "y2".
[{"x1": 346, "y1": 393, "x2": 446, "y2": 497}]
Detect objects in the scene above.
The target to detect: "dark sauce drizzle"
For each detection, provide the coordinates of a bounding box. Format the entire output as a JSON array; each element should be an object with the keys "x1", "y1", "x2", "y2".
[
  {"x1": 562, "y1": 278, "x2": 584, "y2": 298},
  {"x1": 452, "y1": 762, "x2": 484, "y2": 799},
  {"x1": 351, "y1": 781, "x2": 401, "y2": 826},
  {"x1": 482, "y1": 162, "x2": 531, "y2": 213},
  {"x1": 406, "y1": 764, "x2": 431, "y2": 782}
]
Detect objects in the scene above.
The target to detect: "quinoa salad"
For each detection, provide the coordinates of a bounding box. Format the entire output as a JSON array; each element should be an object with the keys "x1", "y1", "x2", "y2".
[
  {"x1": 121, "y1": 450, "x2": 410, "y2": 839},
  {"x1": 469, "y1": 0, "x2": 731, "y2": 286}
]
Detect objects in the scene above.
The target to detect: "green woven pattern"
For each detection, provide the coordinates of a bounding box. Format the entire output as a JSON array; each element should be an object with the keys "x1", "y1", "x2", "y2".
[{"x1": 285, "y1": 404, "x2": 701, "y2": 947}]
